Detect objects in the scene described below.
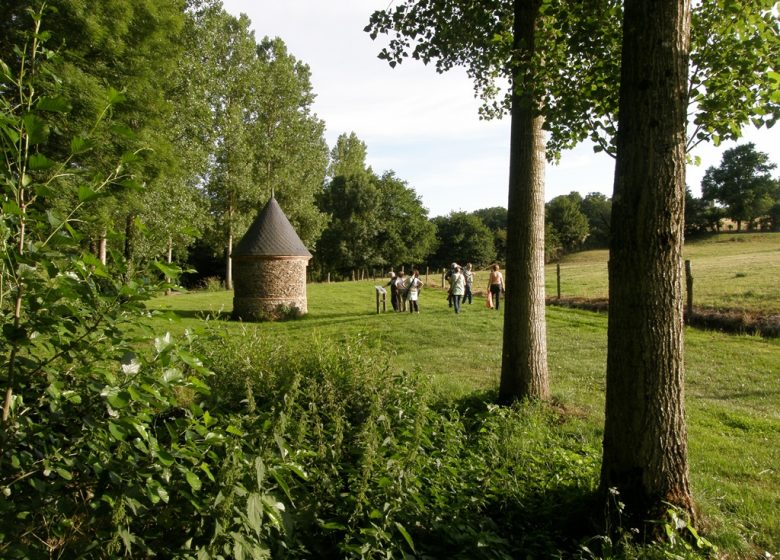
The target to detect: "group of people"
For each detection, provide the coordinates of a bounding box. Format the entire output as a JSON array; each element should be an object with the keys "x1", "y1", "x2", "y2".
[
  {"x1": 387, "y1": 269, "x2": 423, "y2": 313},
  {"x1": 445, "y1": 263, "x2": 504, "y2": 314},
  {"x1": 386, "y1": 263, "x2": 505, "y2": 315}
]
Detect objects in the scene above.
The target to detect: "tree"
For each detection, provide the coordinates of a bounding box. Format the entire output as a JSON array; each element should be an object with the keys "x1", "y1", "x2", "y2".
[
  {"x1": 316, "y1": 146, "x2": 435, "y2": 277},
  {"x1": 472, "y1": 206, "x2": 508, "y2": 263},
  {"x1": 701, "y1": 143, "x2": 780, "y2": 231},
  {"x1": 580, "y1": 192, "x2": 611, "y2": 248},
  {"x1": 429, "y1": 212, "x2": 494, "y2": 270},
  {"x1": 316, "y1": 172, "x2": 381, "y2": 276},
  {"x1": 375, "y1": 171, "x2": 437, "y2": 268},
  {"x1": 684, "y1": 187, "x2": 723, "y2": 235},
  {"x1": 545, "y1": 192, "x2": 589, "y2": 253},
  {"x1": 602, "y1": 0, "x2": 695, "y2": 531},
  {"x1": 328, "y1": 132, "x2": 370, "y2": 179},
  {"x1": 251, "y1": 37, "x2": 329, "y2": 247}
]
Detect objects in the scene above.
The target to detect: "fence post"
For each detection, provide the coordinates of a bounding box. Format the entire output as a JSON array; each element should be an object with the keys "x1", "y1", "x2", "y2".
[
  {"x1": 556, "y1": 263, "x2": 561, "y2": 300},
  {"x1": 375, "y1": 286, "x2": 387, "y2": 314},
  {"x1": 685, "y1": 259, "x2": 693, "y2": 324}
]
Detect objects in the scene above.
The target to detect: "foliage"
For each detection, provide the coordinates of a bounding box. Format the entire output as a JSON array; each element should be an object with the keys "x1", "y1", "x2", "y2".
[
  {"x1": 0, "y1": 11, "x2": 292, "y2": 557},
  {"x1": 546, "y1": 192, "x2": 590, "y2": 254},
  {"x1": 580, "y1": 192, "x2": 612, "y2": 248},
  {"x1": 472, "y1": 206, "x2": 508, "y2": 263},
  {"x1": 430, "y1": 212, "x2": 496, "y2": 269},
  {"x1": 194, "y1": 328, "x2": 603, "y2": 559},
  {"x1": 701, "y1": 143, "x2": 780, "y2": 230},
  {"x1": 684, "y1": 187, "x2": 725, "y2": 236},
  {"x1": 315, "y1": 137, "x2": 435, "y2": 277}
]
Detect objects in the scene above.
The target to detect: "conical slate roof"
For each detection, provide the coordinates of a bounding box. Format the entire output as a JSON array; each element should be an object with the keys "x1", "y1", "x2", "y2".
[{"x1": 233, "y1": 197, "x2": 312, "y2": 258}]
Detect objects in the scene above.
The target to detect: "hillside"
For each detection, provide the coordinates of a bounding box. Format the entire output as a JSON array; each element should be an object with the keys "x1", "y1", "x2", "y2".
[{"x1": 546, "y1": 232, "x2": 780, "y2": 334}]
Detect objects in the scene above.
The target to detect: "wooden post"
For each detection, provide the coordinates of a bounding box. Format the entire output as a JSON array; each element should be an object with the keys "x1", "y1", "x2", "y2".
[
  {"x1": 375, "y1": 286, "x2": 386, "y2": 314},
  {"x1": 327, "y1": 272, "x2": 331, "y2": 284},
  {"x1": 441, "y1": 268, "x2": 445, "y2": 289},
  {"x1": 685, "y1": 259, "x2": 693, "y2": 324},
  {"x1": 556, "y1": 263, "x2": 561, "y2": 300},
  {"x1": 425, "y1": 266, "x2": 429, "y2": 286}
]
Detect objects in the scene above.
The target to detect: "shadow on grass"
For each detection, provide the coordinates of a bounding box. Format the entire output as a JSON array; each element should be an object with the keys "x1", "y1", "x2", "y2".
[{"x1": 416, "y1": 486, "x2": 601, "y2": 559}]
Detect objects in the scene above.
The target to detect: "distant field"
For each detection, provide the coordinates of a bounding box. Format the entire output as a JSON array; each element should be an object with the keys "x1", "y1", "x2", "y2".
[{"x1": 544, "y1": 232, "x2": 780, "y2": 314}]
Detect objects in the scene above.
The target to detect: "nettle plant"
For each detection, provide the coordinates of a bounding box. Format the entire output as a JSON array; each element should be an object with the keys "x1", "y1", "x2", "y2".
[{"x1": 0, "y1": 9, "x2": 289, "y2": 558}]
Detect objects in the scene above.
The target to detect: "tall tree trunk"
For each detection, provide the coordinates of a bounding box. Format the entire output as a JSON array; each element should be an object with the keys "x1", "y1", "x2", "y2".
[
  {"x1": 601, "y1": 0, "x2": 694, "y2": 532},
  {"x1": 165, "y1": 235, "x2": 173, "y2": 296},
  {"x1": 498, "y1": 0, "x2": 549, "y2": 404},
  {"x1": 225, "y1": 228, "x2": 233, "y2": 291}
]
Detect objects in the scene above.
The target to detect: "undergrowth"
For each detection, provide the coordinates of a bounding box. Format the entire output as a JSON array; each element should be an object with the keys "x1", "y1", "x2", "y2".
[{"x1": 194, "y1": 327, "x2": 715, "y2": 559}]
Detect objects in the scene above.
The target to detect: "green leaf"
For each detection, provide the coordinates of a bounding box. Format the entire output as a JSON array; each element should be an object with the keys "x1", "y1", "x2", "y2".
[
  {"x1": 394, "y1": 521, "x2": 416, "y2": 553},
  {"x1": 22, "y1": 113, "x2": 49, "y2": 145},
  {"x1": 70, "y1": 136, "x2": 93, "y2": 154},
  {"x1": 156, "y1": 449, "x2": 175, "y2": 467},
  {"x1": 111, "y1": 123, "x2": 136, "y2": 139},
  {"x1": 200, "y1": 463, "x2": 215, "y2": 483},
  {"x1": 3, "y1": 200, "x2": 21, "y2": 215},
  {"x1": 107, "y1": 391, "x2": 131, "y2": 409},
  {"x1": 55, "y1": 468, "x2": 73, "y2": 481},
  {"x1": 108, "y1": 422, "x2": 128, "y2": 440},
  {"x1": 154, "y1": 260, "x2": 181, "y2": 280},
  {"x1": 107, "y1": 87, "x2": 126, "y2": 105},
  {"x1": 226, "y1": 425, "x2": 245, "y2": 437},
  {"x1": 35, "y1": 96, "x2": 71, "y2": 113},
  {"x1": 185, "y1": 470, "x2": 202, "y2": 491},
  {"x1": 28, "y1": 153, "x2": 54, "y2": 170},
  {"x1": 77, "y1": 186, "x2": 101, "y2": 202}
]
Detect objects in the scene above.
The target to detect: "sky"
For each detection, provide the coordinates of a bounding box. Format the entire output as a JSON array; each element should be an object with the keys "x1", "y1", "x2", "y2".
[{"x1": 221, "y1": 0, "x2": 780, "y2": 218}]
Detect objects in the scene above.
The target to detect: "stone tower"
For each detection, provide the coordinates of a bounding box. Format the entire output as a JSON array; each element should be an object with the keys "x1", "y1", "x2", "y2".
[{"x1": 232, "y1": 197, "x2": 312, "y2": 321}]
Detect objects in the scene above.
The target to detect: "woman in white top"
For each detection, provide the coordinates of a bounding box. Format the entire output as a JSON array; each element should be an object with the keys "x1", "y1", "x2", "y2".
[{"x1": 405, "y1": 269, "x2": 423, "y2": 313}]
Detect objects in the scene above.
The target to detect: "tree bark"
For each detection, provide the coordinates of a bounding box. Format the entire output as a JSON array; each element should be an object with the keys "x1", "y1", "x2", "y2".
[
  {"x1": 225, "y1": 229, "x2": 233, "y2": 292},
  {"x1": 98, "y1": 230, "x2": 107, "y2": 266},
  {"x1": 498, "y1": 0, "x2": 549, "y2": 404},
  {"x1": 601, "y1": 0, "x2": 694, "y2": 531}
]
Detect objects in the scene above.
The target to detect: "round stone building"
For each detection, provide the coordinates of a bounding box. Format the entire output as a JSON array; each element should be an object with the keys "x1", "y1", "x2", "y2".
[{"x1": 232, "y1": 197, "x2": 312, "y2": 321}]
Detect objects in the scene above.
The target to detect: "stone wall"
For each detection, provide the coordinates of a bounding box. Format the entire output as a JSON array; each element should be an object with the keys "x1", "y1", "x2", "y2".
[{"x1": 232, "y1": 256, "x2": 308, "y2": 321}]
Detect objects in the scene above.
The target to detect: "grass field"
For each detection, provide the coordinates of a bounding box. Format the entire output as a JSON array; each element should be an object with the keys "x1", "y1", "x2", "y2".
[
  {"x1": 542, "y1": 232, "x2": 780, "y2": 314},
  {"x1": 148, "y1": 265, "x2": 780, "y2": 557}
]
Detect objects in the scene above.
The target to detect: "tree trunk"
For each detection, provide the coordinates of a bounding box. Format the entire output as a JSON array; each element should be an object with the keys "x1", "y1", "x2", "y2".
[
  {"x1": 498, "y1": 0, "x2": 549, "y2": 404},
  {"x1": 225, "y1": 229, "x2": 233, "y2": 292},
  {"x1": 98, "y1": 230, "x2": 107, "y2": 266},
  {"x1": 165, "y1": 235, "x2": 173, "y2": 296},
  {"x1": 601, "y1": 0, "x2": 694, "y2": 533}
]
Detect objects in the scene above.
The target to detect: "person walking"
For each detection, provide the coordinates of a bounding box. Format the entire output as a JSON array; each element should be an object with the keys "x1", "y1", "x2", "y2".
[
  {"x1": 449, "y1": 264, "x2": 466, "y2": 314},
  {"x1": 406, "y1": 269, "x2": 423, "y2": 313},
  {"x1": 444, "y1": 262, "x2": 457, "y2": 307},
  {"x1": 463, "y1": 263, "x2": 474, "y2": 304},
  {"x1": 488, "y1": 264, "x2": 504, "y2": 311}
]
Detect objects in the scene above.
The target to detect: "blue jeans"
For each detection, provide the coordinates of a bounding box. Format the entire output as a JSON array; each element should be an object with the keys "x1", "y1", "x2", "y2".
[
  {"x1": 464, "y1": 285, "x2": 473, "y2": 304},
  {"x1": 453, "y1": 295, "x2": 462, "y2": 313}
]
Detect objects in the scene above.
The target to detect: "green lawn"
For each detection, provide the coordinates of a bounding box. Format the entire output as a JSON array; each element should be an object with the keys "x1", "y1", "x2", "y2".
[
  {"x1": 545, "y1": 232, "x2": 780, "y2": 314},
  {"x1": 148, "y1": 268, "x2": 780, "y2": 557}
]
